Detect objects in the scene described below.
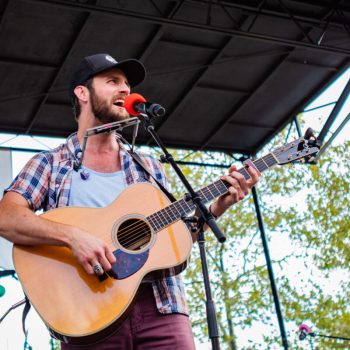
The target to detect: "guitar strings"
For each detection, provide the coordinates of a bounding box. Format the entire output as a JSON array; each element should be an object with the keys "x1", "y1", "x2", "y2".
[
  {"x1": 118, "y1": 222, "x2": 150, "y2": 247},
  {"x1": 106, "y1": 182, "x2": 231, "y2": 249}
]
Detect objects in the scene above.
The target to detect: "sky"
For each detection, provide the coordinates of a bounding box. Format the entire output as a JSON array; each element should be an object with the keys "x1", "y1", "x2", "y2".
[{"x1": 0, "y1": 68, "x2": 349, "y2": 349}]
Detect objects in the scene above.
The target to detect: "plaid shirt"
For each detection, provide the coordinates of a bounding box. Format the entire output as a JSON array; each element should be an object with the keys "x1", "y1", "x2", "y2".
[{"x1": 6, "y1": 132, "x2": 188, "y2": 315}]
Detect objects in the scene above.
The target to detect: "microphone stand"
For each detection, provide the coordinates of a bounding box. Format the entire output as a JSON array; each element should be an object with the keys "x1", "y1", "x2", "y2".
[
  {"x1": 140, "y1": 113, "x2": 225, "y2": 350},
  {"x1": 306, "y1": 332, "x2": 350, "y2": 342},
  {"x1": 299, "y1": 325, "x2": 350, "y2": 349},
  {"x1": 0, "y1": 269, "x2": 26, "y2": 325}
]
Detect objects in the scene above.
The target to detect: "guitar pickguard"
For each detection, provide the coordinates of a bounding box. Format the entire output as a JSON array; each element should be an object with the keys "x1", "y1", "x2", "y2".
[{"x1": 108, "y1": 249, "x2": 149, "y2": 279}]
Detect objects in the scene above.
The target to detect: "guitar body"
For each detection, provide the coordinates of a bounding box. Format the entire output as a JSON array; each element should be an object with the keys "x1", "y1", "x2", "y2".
[{"x1": 13, "y1": 183, "x2": 192, "y2": 344}]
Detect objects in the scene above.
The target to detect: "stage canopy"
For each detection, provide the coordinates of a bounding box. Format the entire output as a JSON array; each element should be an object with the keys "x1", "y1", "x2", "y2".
[{"x1": 0, "y1": 0, "x2": 349, "y2": 156}]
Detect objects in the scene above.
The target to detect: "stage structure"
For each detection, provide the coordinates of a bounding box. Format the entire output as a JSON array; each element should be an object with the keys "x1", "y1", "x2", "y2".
[{"x1": 0, "y1": 1, "x2": 349, "y2": 349}]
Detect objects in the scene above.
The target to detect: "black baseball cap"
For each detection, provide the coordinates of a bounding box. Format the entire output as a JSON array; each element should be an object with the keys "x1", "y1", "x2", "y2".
[{"x1": 69, "y1": 53, "x2": 146, "y2": 101}]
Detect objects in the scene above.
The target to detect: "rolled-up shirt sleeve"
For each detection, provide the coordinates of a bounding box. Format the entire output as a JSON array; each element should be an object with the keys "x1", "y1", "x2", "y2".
[{"x1": 4, "y1": 152, "x2": 51, "y2": 211}]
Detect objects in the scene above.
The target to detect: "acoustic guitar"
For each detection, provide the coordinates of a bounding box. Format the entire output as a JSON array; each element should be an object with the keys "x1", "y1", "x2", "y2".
[{"x1": 13, "y1": 130, "x2": 319, "y2": 344}]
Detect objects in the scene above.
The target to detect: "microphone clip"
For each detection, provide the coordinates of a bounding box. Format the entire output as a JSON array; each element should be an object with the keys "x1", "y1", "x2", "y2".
[{"x1": 135, "y1": 102, "x2": 166, "y2": 118}]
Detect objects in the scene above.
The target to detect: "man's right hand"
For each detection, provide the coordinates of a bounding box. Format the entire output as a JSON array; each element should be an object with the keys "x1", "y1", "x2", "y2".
[{"x1": 68, "y1": 228, "x2": 116, "y2": 275}]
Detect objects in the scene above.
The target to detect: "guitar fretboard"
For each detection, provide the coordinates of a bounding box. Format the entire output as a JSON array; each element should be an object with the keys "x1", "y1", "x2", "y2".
[{"x1": 147, "y1": 152, "x2": 278, "y2": 231}]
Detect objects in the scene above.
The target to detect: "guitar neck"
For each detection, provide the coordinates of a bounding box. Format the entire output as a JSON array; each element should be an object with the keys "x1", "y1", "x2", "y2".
[{"x1": 147, "y1": 152, "x2": 278, "y2": 232}]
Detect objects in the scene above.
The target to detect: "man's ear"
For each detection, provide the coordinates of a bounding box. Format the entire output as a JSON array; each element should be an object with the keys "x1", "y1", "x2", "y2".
[{"x1": 74, "y1": 85, "x2": 90, "y2": 103}]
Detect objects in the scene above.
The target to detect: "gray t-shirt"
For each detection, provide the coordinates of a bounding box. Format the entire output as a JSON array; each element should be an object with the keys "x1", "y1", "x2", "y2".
[{"x1": 69, "y1": 166, "x2": 125, "y2": 207}]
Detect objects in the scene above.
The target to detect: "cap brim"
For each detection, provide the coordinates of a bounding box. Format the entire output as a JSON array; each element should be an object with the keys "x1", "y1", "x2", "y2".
[
  {"x1": 116, "y1": 59, "x2": 146, "y2": 87},
  {"x1": 99, "y1": 59, "x2": 146, "y2": 88}
]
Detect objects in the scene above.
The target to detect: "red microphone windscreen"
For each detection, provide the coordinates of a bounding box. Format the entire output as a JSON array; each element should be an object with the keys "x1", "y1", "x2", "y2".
[
  {"x1": 299, "y1": 324, "x2": 311, "y2": 333},
  {"x1": 124, "y1": 93, "x2": 146, "y2": 116}
]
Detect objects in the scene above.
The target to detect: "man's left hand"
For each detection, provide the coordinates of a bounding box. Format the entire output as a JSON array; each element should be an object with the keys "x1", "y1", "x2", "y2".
[{"x1": 210, "y1": 163, "x2": 261, "y2": 218}]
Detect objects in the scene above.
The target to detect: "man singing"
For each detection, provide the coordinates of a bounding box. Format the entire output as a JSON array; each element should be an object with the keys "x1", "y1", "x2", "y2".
[{"x1": 0, "y1": 53, "x2": 260, "y2": 349}]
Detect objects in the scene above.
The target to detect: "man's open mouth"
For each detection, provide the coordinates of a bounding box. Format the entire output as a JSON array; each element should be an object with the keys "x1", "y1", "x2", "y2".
[{"x1": 113, "y1": 100, "x2": 124, "y2": 107}]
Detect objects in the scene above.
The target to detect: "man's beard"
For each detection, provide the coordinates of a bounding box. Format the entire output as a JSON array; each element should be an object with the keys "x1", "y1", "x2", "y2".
[{"x1": 89, "y1": 87, "x2": 129, "y2": 124}]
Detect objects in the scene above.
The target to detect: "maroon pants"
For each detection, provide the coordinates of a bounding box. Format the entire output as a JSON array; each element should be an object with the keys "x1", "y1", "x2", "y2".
[{"x1": 61, "y1": 284, "x2": 196, "y2": 350}]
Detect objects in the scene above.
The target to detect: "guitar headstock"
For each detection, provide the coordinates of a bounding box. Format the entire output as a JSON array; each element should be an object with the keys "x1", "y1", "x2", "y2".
[{"x1": 272, "y1": 128, "x2": 320, "y2": 165}]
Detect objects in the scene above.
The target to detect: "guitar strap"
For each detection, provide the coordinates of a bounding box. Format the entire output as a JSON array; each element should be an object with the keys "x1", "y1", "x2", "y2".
[
  {"x1": 22, "y1": 295, "x2": 31, "y2": 335},
  {"x1": 127, "y1": 150, "x2": 177, "y2": 203}
]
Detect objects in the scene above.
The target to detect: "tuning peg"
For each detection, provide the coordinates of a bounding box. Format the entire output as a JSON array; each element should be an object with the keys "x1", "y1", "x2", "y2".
[
  {"x1": 307, "y1": 156, "x2": 317, "y2": 164},
  {"x1": 304, "y1": 128, "x2": 315, "y2": 139}
]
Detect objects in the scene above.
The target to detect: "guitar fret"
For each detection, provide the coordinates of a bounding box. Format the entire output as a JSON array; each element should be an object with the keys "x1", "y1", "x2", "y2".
[
  {"x1": 199, "y1": 188, "x2": 211, "y2": 202},
  {"x1": 261, "y1": 157, "x2": 270, "y2": 168},
  {"x1": 176, "y1": 200, "x2": 187, "y2": 214},
  {"x1": 187, "y1": 200, "x2": 195, "y2": 211},
  {"x1": 157, "y1": 208, "x2": 168, "y2": 225},
  {"x1": 239, "y1": 167, "x2": 251, "y2": 180},
  {"x1": 149, "y1": 214, "x2": 161, "y2": 231},
  {"x1": 147, "y1": 216, "x2": 156, "y2": 230},
  {"x1": 199, "y1": 187, "x2": 212, "y2": 202},
  {"x1": 199, "y1": 184, "x2": 220, "y2": 203},
  {"x1": 212, "y1": 180, "x2": 228, "y2": 197},
  {"x1": 219, "y1": 179, "x2": 230, "y2": 191},
  {"x1": 210, "y1": 183, "x2": 222, "y2": 197},
  {"x1": 163, "y1": 206, "x2": 177, "y2": 221},
  {"x1": 163, "y1": 208, "x2": 173, "y2": 225},
  {"x1": 212, "y1": 181, "x2": 222, "y2": 195},
  {"x1": 154, "y1": 212, "x2": 164, "y2": 229},
  {"x1": 164, "y1": 206, "x2": 178, "y2": 224},
  {"x1": 254, "y1": 158, "x2": 268, "y2": 173},
  {"x1": 171, "y1": 202, "x2": 183, "y2": 218},
  {"x1": 263, "y1": 153, "x2": 277, "y2": 167},
  {"x1": 217, "y1": 180, "x2": 228, "y2": 193},
  {"x1": 179, "y1": 199, "x2": 194, "y2": 213}
]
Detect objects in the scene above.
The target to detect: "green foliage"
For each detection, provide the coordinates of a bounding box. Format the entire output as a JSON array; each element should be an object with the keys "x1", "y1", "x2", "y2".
[
  {"x1": 148, "y1": 133, "x2": 350, "y2": 349},
  {"x1": 50, "y1": 338, "x2": 61, "y2": 350}
]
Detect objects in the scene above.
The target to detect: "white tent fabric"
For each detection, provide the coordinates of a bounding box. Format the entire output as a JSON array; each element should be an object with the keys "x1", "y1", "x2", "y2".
[{"x1": 0, "y1": 149, "x2": 14, "y2": 270}]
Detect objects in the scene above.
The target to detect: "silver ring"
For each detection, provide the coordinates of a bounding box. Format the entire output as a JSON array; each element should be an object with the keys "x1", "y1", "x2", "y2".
[{"x1": 93, "y1": 263, "x2": 103, "y2": 275}]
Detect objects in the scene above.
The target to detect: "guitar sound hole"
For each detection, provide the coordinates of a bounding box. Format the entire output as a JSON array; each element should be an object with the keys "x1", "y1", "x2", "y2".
[{"x1": 117, "y1": 218, "x2": 152, "y2": 251}]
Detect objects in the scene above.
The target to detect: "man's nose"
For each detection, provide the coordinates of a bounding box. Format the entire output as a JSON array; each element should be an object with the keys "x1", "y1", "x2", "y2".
[{"x1": 119, "y1": 81, "x2": 130, "y2": 94}]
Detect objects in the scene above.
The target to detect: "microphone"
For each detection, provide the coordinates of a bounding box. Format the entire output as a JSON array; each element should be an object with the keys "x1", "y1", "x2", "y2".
[
  {"x1": 298, "y1": 324, "x2": 311, "y2": 340},
  {"x1": 124, "y1": 93, "x2": 166, "y2": 118}
]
